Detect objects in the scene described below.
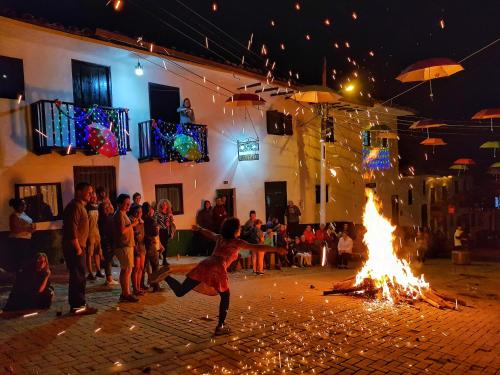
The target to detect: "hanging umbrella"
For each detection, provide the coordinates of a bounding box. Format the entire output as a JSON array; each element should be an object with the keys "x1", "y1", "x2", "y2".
[
  {"x1": 85, "y1": 123, "x2": 118, "y2": 157},
  {"x1": 396, "y1": 58, "x2": 464, "y2": 100},
  {"x1": 409, "y1": 119, "x2": 446, "y2": 129},
  {"x1": 471, "y1": 108, "x2": 500, "y2": 131},
  {"x1": 453, "y1": 158, "x2": 476, "y2": 166},
  {"x1": 410, "y1": 119, "x2": 446, "y2": 138},
  {"x1": 225, "y1": 93, "x2": 266, "y2": 107},
  {"x1": 480, "y1": 141, "x2": 500, "y2": 157},
  {"x1": 490, "y1": 162, "x2": 500, "y2": 168},
  {"x1": 420, "y1": 137, "x2": 447, "y2": 154},
  {"x1": 290, "y1": 85, "x2": 342, "y2": 104},
  {"x1": 420, "y1": 137, "x2": 447, "y2": 146},
  {"x1": 376, "y1": 132, "x2": 398, "y2": 140},
  {"x1": 449, "y1": 164, "x2": 469, "y2": 170}
]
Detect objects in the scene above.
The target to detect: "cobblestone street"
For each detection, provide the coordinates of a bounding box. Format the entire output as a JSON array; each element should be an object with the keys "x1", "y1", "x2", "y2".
[{"x1": 1, "y1": 259, "x2": 499, "y2": 374}]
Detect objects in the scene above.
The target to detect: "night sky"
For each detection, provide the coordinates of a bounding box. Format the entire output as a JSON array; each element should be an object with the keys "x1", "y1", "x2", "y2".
[{"x1": 2, "y1": 0, "x2": 499, "y2": 175}]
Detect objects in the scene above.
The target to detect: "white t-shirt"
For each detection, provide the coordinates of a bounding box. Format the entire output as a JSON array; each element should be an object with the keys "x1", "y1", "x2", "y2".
[
  {"x1": 338, "y1": 236, "x2": 353, "y2": 254},
  {"x1": 454, "y1": 229, "x2": 463, "y2": 247}
]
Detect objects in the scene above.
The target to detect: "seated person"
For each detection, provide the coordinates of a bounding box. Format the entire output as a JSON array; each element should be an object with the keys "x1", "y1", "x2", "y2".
[
  {"x1": 337, "y1": 231, "x2": 353, "y2": 269},
  {"x1": 295, "y1": 235, "x2": 312, "y2": 267},
  {"x1": 3, "y1": 253, "x2": 54, "y2": 311},
  {"x1": 303, "y1": 225, "x2": 315, "y2": 244},
  {"x1": 276, "y1": 224, "x2": 291, "y2": 267}
]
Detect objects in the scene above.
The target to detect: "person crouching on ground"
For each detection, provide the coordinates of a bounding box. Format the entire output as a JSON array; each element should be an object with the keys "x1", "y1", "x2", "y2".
[
  {"x1": 3, "y1": 253, "x2": 54, "y2": 311},
  {"x1": 129, "y1": 205, "x2": 146, "y2": 296},
  {"x1": 148, "y1": 218, "x2": 287, "y2": 336},
  {"x1": 337, "y1": 231, "x2": 353, "y2": 269},
  {"x1": 113, "y1": 194, "x2": 139, "y2": 303}
]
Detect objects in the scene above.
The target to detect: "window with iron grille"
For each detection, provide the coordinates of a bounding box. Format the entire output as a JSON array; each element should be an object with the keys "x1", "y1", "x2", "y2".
[
  {"x1": 155, "y1": 184, "x2": 184, "y2": 215},
  {"x1": 73, "y1": 166, "x2": 117, "y2": 203},
  {"x1": 15, "y1": 183, "x2": 63, "y2": 222}
]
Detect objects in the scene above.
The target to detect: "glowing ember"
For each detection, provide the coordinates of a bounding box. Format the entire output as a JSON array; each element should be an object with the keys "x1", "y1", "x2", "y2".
[{"x1": 355, "y1": 190, "x2": 429, "y2": 302}]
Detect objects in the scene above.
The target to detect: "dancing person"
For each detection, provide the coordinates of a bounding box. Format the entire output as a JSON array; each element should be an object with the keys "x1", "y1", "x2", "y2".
[
  {"x1": 177, "y1": 98, "x2": 195, "y2": 124},
  {"x1": 156, "y1": 199, "x2": 174, "y2": 266},
  {"x1": 99, "y1": 200, "x2": 117, "y2": 286},
  {"x1": 251, "y1": 219, "x2": 265, "y2": 275},
  {"x1": 3, "y1": 253, "x2": 54, "y2": 311},
  {"x1": 129, "y1": 205, "x2": 146, "y2": 295},
  {"x1": 143, "y1": 202, "x2": 162, "y2": 292},
  {"x1": 86, "y1": 192, "x2": 103, "y2": 280},
  {"x1": 8, "y1": 198, "x2": 36, "y2": 271},
  {"x1": 337, "y1": 231, "x2": 353, "y2": 269},
  {"x1": 62, "y1": 182, "x2": 97, "y2": 315},
  {"x1": 149, "y1": 218, "x2": 287, "y2": 336},
  {"x1": 132, "y1": 192, "x2": 142, "y2": 207},
  {"x1": 212, "y1": 197, "x2": 227, "y2": 234},
  {"x1": 113, "y1": 194, "x2": 139, "y2": 303}
]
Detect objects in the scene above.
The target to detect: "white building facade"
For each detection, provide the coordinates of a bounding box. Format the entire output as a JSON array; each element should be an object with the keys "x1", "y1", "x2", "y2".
[{"x1": 0, "y1": 17, "x2": 411, "y2": 256}]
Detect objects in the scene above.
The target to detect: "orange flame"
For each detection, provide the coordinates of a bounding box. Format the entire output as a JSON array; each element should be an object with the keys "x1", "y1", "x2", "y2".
[{"x1": 355, "y1": 190, "x2": 429, "y2": 302}]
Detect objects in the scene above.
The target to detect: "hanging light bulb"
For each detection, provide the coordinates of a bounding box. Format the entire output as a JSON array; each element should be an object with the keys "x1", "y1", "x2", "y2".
[{"x1": 134, "y1": 61, "x2": 144, "y2": 76}]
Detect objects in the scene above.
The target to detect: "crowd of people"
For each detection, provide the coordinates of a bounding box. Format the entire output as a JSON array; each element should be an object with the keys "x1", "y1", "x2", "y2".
[{"x1": 4, "y1": 187, "x2": 354, "y2": 333}]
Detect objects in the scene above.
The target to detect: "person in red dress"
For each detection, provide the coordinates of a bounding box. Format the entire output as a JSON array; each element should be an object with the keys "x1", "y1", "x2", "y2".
[{"x1": 150, "y1": 217, "x2": 286, "y2": 336}]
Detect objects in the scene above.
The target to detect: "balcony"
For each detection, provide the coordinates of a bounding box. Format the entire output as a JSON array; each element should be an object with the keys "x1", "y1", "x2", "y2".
[
  {"x1": 138, "y1": 119, "x2": 209, "y2": 163},
  {"x1": 30, "y1": 100, "x2": 131, "y2": 156}
]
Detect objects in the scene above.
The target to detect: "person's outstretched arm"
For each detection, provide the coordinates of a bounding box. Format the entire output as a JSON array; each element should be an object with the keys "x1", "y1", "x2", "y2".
[
  {"x1": 238, "y1": 240, "x2": 286, "y2": 255},
  {"x1": 192, "y1": 225, "x2": 218, "y2": 241}
]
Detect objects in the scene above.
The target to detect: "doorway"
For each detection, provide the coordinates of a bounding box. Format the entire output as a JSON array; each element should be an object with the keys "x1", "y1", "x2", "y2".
[
  {"x1": 72, "y1": 60, "x2": 112, "y2": 107},
  {"x1": 149, "y1": 83, "x2": 180, "y2": 123},
  {"x1": 421, "y1": 204, "x2": 428, "y2": 228},
  {"x1": 265, "y1": 181, "x2": 287, "y2": 223},
  {"x1": 216, "y1": 189, "x2": 236, "y2": 217},
  {"x1": 391, "y1": 195, "x2": 399, "y2": 226},
  {"x1": 73, "y1": 166, "x2": 117, "y2": 202}
]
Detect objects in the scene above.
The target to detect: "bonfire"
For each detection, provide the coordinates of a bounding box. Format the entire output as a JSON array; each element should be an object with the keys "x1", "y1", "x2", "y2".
[{"x1": 324, "y1": 190, "x2": 462, "y2": 309}]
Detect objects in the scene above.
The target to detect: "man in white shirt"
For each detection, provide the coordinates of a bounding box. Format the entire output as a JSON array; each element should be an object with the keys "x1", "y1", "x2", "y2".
[
  {"x1": 337, "y1": 231, "x2": 353, "y2": 269},
  {"x1": 454, "y1": 226, "x2": 464, "y2": 249}
]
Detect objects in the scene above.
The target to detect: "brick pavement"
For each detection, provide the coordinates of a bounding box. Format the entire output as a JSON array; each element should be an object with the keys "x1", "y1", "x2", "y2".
[{"x1": 1, "y1": 259, "x2": 499, "y2": 374}]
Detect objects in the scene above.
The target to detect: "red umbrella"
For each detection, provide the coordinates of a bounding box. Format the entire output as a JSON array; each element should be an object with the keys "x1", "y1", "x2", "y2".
[
  {"x1": 225, "y1": 93, "x2": 266, "y2": 107},
  {"x1": 85, "y1": 123, "x2": 119, "y2": 157},
  {"x1": 471, "y1": 108, "x2": 500, "y2": 131},
  {"x1": 453, "y1": 158, "x2": 476, "y2": 166}
]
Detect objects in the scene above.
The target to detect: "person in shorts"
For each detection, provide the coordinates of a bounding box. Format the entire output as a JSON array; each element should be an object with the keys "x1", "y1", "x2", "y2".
[{"x1": 113, "y1": 194, "x2": 139, "y2": 303}]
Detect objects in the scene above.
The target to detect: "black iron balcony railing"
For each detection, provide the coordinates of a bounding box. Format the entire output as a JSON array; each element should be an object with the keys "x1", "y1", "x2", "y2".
[
  {"x1": 138, "y1": 119, "x2": 209, "y2": 163},
  {"x1": 30, "y1": 100, "x2": 131, "y2": 155}
]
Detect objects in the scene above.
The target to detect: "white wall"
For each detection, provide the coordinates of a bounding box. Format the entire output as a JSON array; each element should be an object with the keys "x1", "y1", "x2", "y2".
[{"x1": 0, "y1": 17, "x2": 407, "y2": 232}]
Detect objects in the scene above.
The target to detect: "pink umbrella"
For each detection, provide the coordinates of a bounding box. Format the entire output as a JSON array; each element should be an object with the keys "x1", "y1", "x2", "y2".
[{"x1": 85, "y1": 123, "x2": 118, "y2": 157}]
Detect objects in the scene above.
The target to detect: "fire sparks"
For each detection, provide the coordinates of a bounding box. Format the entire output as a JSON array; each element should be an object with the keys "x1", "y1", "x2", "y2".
[{"x1": 355, "y1": 191, "x2": 428, "y2": 302}]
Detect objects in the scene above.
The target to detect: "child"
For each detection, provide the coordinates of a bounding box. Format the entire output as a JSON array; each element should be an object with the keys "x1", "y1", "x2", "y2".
[
  {"x1": 251, "y1": 219, "x2": 265, "y2": 275},
  {"x1": 129, "y1": 205, "x2": 146, "y2": 295},
  {"x1": 4, "y1": 253, "x2": 54, "y2": 311},
  {"x1": 149, "y1": 218, "x2": 287, "y2": 336}
]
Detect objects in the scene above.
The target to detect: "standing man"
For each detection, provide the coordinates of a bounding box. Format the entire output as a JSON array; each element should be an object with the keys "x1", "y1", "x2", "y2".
[
  {"x1": 337, "y1": 231, "x2": 353, "y2": 269},
  {"x1": 285, "y1": 201, "x2": 301, "y2": 236},
  {"x1": 113, "y1": 194, "x2": 140, "y2": 302},
  {"x1": 62, "y1": 182, "x2": 97, "y2": 315},
  {"x1": 454, "y1": 225, "x2": 464, "y2": 250},
  {"x1": 212, "y1": 197, "x2": 227, "y2": 234}
]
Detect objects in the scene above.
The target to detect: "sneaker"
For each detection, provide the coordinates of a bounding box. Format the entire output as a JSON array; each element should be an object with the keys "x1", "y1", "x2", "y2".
[
  {"x1": 104, "y1": 279, "x2": 119, "y2": 286},
  {"x1": 133, "y1": 290, "x2": 145, "y2": 296},
  {"x1": 291, "y1": 265, "x2": 298, "y2": 268},
  {"x1": 149, "y1": 265, "x2": 171, "y2": 284},
  {"x1": 70, "y1": 305, "x2": 98, "y2": 315},
  {"x1": 95, "y1": 271, "x2": 105, "y2": 278},
  {"x1": 152, "y1": 285, "x2": 164, "y2": 293},
  {"x1": 86, "y1": 273, "x2": 96, "y2": 281},
  {"x1": 214, "y1": 325, "x2": 231, "y2": 336},
  {"x1": 257, "y1": 272, "x2": 265, "y2": 276},
  {"x1": 119, "y1": 294, "x2": 139, "y2": 303}
]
